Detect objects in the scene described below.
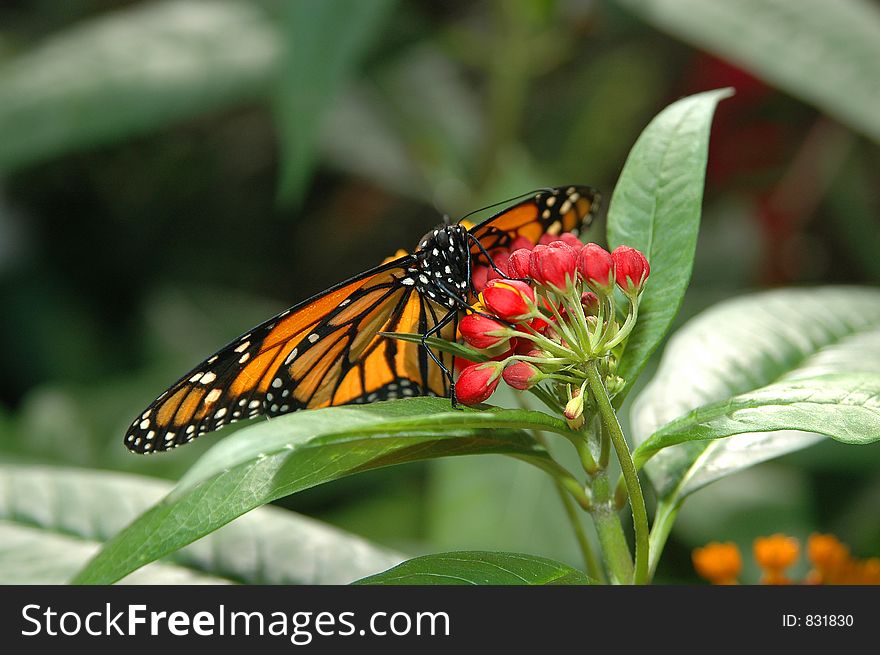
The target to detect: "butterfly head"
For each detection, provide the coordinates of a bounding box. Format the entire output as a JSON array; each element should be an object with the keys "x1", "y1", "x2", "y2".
[{"x1": 414, "y1": 224, "x2": 471, "y2": 308}]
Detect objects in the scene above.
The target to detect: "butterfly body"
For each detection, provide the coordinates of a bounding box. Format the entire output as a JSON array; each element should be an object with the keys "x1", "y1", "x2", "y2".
[
  {"x1": 125, "y1": 185, "x2": 598, "y2": 453},
  {"x1": 411, "y1": 224, "x2": 472, "y2": 309}
]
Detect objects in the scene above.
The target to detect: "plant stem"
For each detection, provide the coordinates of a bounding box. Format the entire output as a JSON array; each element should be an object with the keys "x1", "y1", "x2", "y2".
[
  {"x1": 647, "y1": 498, "x2": 680, "y2": 582},
  {"x1": 586, "y1": 360, "x2": 650, "y2": 585},
  {"x1": 555, "y1": 478, "x2": 606, "y2": 583},
  {"x1": 589, "y1": 469, "x2": 633, "y2": 584}
]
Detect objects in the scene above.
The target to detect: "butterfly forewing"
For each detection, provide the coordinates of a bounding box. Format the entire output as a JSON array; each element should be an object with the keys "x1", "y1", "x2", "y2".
[{"x1": 466, "y1": 185, "x2": 599, "y2": 258}]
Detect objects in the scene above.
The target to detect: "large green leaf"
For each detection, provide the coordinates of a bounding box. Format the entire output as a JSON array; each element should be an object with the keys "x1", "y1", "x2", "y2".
[
  {"x1": 0, "y1": 522, "x2": 228, "y2": 585},
  {"x1": 618, "y1": 0, "x2": 880, "y2": 143},
  {"x1": 275, "y1": 0, "x2": 394, "y2": 204},
  {"x1": 354, "y1": 551, "x2": 595, "y2": 585},
  {"x1": 606, "y1": 88, "x2": 731, "y2": 402},
  {"x1": 0, "y1": 464, "x2": 402, "y2": 584},
  {"x1": 73, "y1": 399, "x2": 577, "y2": 584},
  {"x1": 0, "y1": 0, "x2": 280, "y2": 171},
  {"x1": 631, "y1": 287, "x2": 880, "y2": 501}
]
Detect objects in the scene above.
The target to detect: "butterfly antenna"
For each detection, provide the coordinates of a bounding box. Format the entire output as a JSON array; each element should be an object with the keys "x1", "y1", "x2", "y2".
[{"x1": 456, "y1": 187, "x2": 554, "y2": 225}]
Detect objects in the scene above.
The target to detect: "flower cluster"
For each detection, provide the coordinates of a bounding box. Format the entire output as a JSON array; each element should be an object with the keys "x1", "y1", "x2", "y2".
[
  {"x1": 693, "y1": 533, "x2": 880, "y2": 585},
  {"x1": 454, "y1": 231, "x2": 650, "y2": 426}
]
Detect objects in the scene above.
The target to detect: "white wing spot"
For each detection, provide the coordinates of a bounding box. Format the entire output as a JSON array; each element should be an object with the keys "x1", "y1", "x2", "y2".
[
  {"x1": 272, "y1": 378, "x2": 283, "y2": 388},
  {"x1": 200, "y1": 372, "x2": 217, "y2": 385},
  {"x1": 238, "y1": 353, "x2": 250, "y2": 364},
  {"x1": 235, "y1": 341, "x2": 250, "y2": 353},
  {"x1": 546, "y1": 195, "x2": 556, "y2": 207},
  {"x1": 189, "y1": 373, "x2": 203, "y2": 383},
  {"x1": 139, "y1": 419, "x2": 150, "y2": 430},
  {"x1": 308, "y1": 334, "x2": 319, "y2": 344},
  {"x1": 401, "y1": 278, "x2": 415, "y2": 286},
  {"x1": 285, "y1": 347, "x2": 298, "y2": 364},
  {"x1": 207, "y1": 355, "x2": 219, "y2": 364},
  {"x1": 205, "y1": 388, "x2": 222, "y2": 403},
  {"x1": 214, "y1": 408, "x2": 227, "y2": 419},
  {"x1": 249, "y1": 400, "x2": 261, "y2": 409}
]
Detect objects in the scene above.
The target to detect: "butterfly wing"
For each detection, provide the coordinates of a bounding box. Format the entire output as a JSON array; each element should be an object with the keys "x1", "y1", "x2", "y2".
[
  {"x1": 466, "y1": 185, "x2": 599, "y2": 258},
  {"x1": 125, "y1": 253, "x2": 455, "y2": 453}
]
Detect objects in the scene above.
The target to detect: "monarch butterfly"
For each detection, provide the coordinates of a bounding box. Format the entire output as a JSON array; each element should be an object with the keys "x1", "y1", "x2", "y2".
[{"x1": 126, "y1": 185, "x2": 599, "y2": 453}]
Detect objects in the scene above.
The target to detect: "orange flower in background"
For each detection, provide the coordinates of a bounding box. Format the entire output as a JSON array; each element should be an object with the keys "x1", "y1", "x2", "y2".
[
  {"x1": 754, "y1": 534, "x2": 799, "y2": 585},
  {"x1": 694, "y1": 533, "x2": 880, "y2": 585},
  {"x1": 692, "y1": 542, "x2": 741, "y2": 585},
  {"x1": 806, "y1": 533, "x2": 850, "y2": 585}
]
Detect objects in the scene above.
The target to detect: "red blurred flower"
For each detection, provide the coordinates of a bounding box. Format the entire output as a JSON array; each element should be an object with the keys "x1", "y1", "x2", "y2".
[
  {"x1": 509, "y1": 236, "x2": 534, "y2": 251},
  {"x1": 471, "y1": 265, "x2": 490, "y2": 294},
  {"x1": 557, "y1": 233, "x2": 585, "y2": 252},
  {"x1": 581, "y1": 291, "x2": 599, "y2": 315},
  {"x1": 486, "y1": 249, "x2": 511, "y2": 282},
  {"x1": 611, "y1": 246, "x2": 650, "y2": 294}
]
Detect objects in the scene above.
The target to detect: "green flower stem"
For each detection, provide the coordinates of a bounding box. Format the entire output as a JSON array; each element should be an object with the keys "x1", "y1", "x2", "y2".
[
  {"x1": 586, "y1": 360, "x2": 649, "y2": 585},
  {"x1": 572, "y1": 433, "x2": 598, "y2": 475},
  {"x1": 543, "y1": 294, "x2": 587, "y2": 358},
  {"x1": 598, "y1": 420, "x2": 611, "y2": 469},
  {"x1": 515, "y1": 396, "x2": 603, "y2": 582},
  {"x1": 602, "y1": 295, "x2": 638, "y2": 350},
  {"x1": 527, "y1": 385, "x2": 564, "y2": 413},
  {"x1": 510, "y1": 326, "x2": 576, "y2": 359},
  {"x1": 589, "y1": 468, "x2": 633, "y2": 584},
  {"x1": 563, "y1": 285, "x2": 593, "y2": 351},
  {"x1": 647, "y1": 497, "x2": 681, "y2": 581},
  {"x1": 555, "y1": 478, "x2": 606, "y2": 583}
]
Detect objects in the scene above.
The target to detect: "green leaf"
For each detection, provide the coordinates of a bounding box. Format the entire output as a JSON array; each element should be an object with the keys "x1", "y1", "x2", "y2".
[
  {"x1": 73, "y1": 398, "x2": 575, "y2": 584},
  {"x1": 631, "y1": 286, "x2": 880, "y2": 501},
  {"x1": 618, "y1": 0, "x2": 880, "y2": 143},
  {"x1": 354, "y1": 551, "x2": 595, "y2": 585},
  {"x1": 637, "y1": 372, "x2": 880, "y2": 460},
  {"x1": 606, "y1": 88, "x2": 732, "y2": 401},
  {"x1": 0, "y1": 464, "x2": 402, "y2": 584},
  {"x1": 0, "y1": 0, "x2": 281, "y2": 171},
  {"x1": 275, "y1": 0, "x2": 394, "y2": 205}
]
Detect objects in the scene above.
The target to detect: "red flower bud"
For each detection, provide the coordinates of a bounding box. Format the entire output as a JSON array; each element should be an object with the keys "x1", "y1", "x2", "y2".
[
  {"x1": 471, "y1": 265, "x2": 490, "y2": 294},
  {"x1": 460, "y1": 314, "x2": 511, "y2": 350},
  {"x1": 456, "y1": 361, "x2": 502, "y2": 404},
  {"x1": 529, "y1": 244, "x2": 577, "y2": 291},
  {"x1": 502, "y1": 361, "x2": 541, "y2": 390},
  {"x1": 507, "y1": 248, "x2": 532, "y2": 279},
  {"x1": 482, "y1": 279, "x2": 535, "y2": 321},
  {"x1": 576, "y1": 243, "x2": 614, "y2": 293},
  {"x1": 581, "y1": 291, "x2": 599, "y2": 315},
  {"x1": 509, "y1": 236, "x2": 534, "y2": 251},
  {"x1": 611, "y1": 246, "x2": 650, "y2": 294}
]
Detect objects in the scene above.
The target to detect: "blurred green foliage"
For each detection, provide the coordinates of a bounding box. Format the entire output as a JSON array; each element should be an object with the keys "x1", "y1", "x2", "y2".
[{"x1": 1, "y1": 0, "x2": 879, "y2": 583}]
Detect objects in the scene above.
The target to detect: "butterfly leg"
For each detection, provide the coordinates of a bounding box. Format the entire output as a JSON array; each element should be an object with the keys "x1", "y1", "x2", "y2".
[
  {"x1": 420, "y1": 308, "x2": 459, "y2": 406},
  {"x1": 466, "y1": 233, "x2": 518, "y2": 280}
]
